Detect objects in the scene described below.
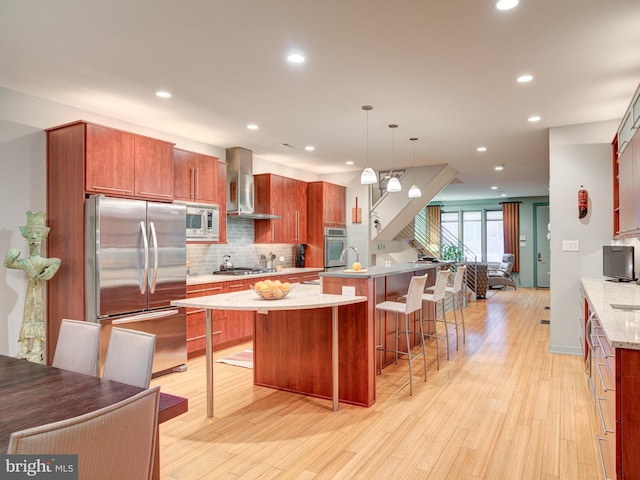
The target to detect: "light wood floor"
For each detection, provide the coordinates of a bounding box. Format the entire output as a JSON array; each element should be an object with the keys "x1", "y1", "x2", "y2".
[{"x1": 152, "y1": 287, "x2": 601, "y2": 479}]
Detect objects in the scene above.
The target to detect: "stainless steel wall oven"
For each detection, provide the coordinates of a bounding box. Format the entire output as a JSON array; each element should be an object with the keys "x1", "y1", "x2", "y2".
[{"x1": 324, "y1": 227, "x2": 346, "y2": 268}]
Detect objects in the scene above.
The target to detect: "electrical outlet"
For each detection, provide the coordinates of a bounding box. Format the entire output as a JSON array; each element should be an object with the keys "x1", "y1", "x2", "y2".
[
  {"x1": 562, "y1": 240, "x2": 579, "y2": 252},
  {"x1": 279, "y1": 256, "x2": 285, "y2": 262},
  {"x1": 342, "y1": 286, "x2": 356, "y2": 297}
]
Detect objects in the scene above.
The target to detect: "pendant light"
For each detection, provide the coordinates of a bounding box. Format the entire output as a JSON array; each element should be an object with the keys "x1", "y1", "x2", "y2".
[
  {"x1": 386, "y1": 124, "x2": 401, "y2": 192},
  {"x1": 408, "y1": 137, "x2": 422, "y2": 198},
  {"x1": 360, "y1": 105, "x2": 377, "y2": 185}
]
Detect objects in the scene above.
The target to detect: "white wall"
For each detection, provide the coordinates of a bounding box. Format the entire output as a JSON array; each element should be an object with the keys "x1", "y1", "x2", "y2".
[{"x1": 548, "y1": 120, "x2": 619, "y2": 354}]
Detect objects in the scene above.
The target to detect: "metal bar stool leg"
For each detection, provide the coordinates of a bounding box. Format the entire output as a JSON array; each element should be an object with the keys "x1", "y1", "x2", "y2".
[{"x1": 441, "y1": 299, "x2": 450, "y2": 360}]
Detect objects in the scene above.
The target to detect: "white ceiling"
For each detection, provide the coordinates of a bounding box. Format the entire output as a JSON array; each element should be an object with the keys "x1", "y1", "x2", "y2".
[{"x1": 2, "y1": 0, "x2": 639, "y2": 201}]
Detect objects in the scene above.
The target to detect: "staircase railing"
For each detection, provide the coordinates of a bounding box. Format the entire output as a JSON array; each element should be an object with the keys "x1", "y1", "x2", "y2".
[{"x1": 395, "y1": 208, "x2": 485, "y2": 299}]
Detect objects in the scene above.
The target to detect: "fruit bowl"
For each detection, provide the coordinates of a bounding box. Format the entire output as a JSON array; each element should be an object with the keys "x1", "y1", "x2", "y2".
[{"x1": 250, "y1": 280, "x2": 293, "y2": 300}]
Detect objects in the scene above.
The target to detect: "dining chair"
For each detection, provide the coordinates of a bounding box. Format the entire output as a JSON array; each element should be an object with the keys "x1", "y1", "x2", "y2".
[
  {"x1": 421, "y1": 269, "x2": 451, "y2": 369},
  {"x1": 426, "y1": 265, "x2": 468, "y2": 350},
  {"x1": 375, "y1": 273, "x2": 428, "y2": 395},
  {"x1": 51, "y1": 319, "x2": 101, "y2": 376},
  {"x1": 7, "y1": 385, "x2": 160, "y2": 480},
  {"x1": 102, "y1": 327, "x2": 156, "y2": 388}
]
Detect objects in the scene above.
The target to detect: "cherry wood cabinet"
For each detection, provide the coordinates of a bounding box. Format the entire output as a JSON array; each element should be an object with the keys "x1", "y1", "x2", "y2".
[
  {"x1": 306, "y1": 181, "x2": 347, "y2": 268},
  {"x1": 185, "y1": 280, "x2": 253, "y2": 357},
  {"x1": 217, "y1": 160, "x2": 227, "y2": 243},
  {"x1": 173, "y1": 148, "x2": 219, "y2": 204},
  {"x1": 581, "y1": 287, "x2": 640, "y2": 479},
  {"x1": 185, "y1": 282, "x2": 224, "y2": 357},
  {"x1": 84, "y1": 122, "x2": 174, "y2": 201},
  {"x1": 45, "y1": 121, "x2": 175, "y2": 362},
  {"x1": 613, "y1": 83, "x2": 640, "y2": 237},
  {"x1": 254, "y1": 174, "x2": 308, "y2": 244}
]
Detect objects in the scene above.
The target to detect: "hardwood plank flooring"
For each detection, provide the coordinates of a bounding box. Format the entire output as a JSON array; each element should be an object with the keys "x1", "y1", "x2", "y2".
[{"x1": 152, "y1": 287, "x2": 601, "y2": 479}]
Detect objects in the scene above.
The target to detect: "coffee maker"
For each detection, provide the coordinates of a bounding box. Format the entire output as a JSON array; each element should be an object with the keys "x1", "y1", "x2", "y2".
[{"x1": 294, "y1": 244, "x2": 306, "y2": 268}]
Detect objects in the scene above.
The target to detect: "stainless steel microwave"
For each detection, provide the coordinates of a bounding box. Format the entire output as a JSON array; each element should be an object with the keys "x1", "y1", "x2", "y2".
[{"x1": 181, "y1": 202, "x2": 219, "y2": 241}]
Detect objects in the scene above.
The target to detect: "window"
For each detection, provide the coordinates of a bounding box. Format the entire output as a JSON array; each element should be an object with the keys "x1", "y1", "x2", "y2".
[
  {"x1": 462, "y1": 211, "x2": 481, "y2": 261},
  {"x1": 486, "y1": 210, "x2": 504, "y2": 262},
  {"x1": 440, "y1": 212, "x2": 459, "y2": 243},
  {"x1": 438, "y1": 209, "x2": 504, "y2": 262}
]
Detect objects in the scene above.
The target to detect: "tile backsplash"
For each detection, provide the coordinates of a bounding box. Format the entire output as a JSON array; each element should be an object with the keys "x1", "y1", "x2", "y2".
[{"x1": 186, "y1": 217, "x2": 297, "y2": 275}]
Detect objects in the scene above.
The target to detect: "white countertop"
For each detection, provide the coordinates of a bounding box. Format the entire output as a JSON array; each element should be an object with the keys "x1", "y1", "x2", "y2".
[
  {"x1": 187, "y1": 267, "x2": 323, "y2": 286},
  {"x1": 173, "y1": 282, "x2": 367, "y2": 313},
  {"x1": 581, "y1": 277, "x2": 640, "y2": 349}
]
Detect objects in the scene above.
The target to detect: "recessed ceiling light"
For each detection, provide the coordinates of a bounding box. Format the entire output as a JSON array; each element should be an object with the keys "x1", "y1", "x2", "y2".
[
  {"x1": 287, "y1": 53, "x2": 305, "y2": 63},
  {"x1": 155, "y1": 90, "x2": 172, "y2": 98},
  {"x1": 501, "y1": 193, "x2": 507, "y2": 197},
  {"x1": 476, "y1": 146, "x2": 487, "y2": 152},
  {"x1": 494, "y1": 165, "x2": 504, "y2": 171},
  {"x1": 491, "y1": 186, "x2": 498, "y2": 190},
  {"x1": 528, "y1": 115, "x2": 541, "y2": 122},
  {"x1": 304, "y1": 146, "x2": 315, "y2": 151},
  {"x1": 246, "y1": 124, "x2": 259, "y2": 130},
  {"x1": 516, "y1": 74, "x2": 533, "y2": 83},
  {"x1": 496, "y1": 0, "x2": 519, "y2": 11},
  {"x1": 345, "y1": 161, "x2": 354, "y2": 166}
]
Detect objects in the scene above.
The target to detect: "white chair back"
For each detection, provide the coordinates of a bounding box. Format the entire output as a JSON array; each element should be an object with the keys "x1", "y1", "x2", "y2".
[
  {"x1": 404, "y1": 274, "x2": 428, "y2": 314},
  {"x1": 432, "y1": 270, "x2": 451, "y2": 302},
  {"x1": 8, "y1": 386, "x2": 160, "y2": 480},
  {"x1": 102, "y1": 327, "x2": 156, "y2": 388},
  {"x1": 52, "y1": 319, "x2": 101, "y2": 376},
  {"x1": 452, "y1": 265, "x2": 467, "y2": 293}
]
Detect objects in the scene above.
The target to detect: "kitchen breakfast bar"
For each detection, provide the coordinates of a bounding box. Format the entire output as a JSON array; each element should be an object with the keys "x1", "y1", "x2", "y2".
[{"x1": 172, "y1": 262, "x2": 444, "y2": 417}]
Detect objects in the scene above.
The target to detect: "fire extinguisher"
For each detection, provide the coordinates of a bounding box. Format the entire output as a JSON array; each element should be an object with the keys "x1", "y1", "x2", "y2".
[{"x1": 578, "y1": 188, "x2": 588, "y2": 219}]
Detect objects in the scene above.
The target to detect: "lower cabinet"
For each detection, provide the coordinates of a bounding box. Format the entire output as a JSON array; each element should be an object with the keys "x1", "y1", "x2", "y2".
[
  {"x1": 582, "y1": 291, "x2": 640, "y2": 479},
  {"x1": 591, "y1": 316, "x2": 616, "y2": 479},
  {"x1": 186, "y1": 272, "x2": 322, "y2": 358},
  {"x1": 185, "y1": 281, "x2": 252, "y2": 357}
]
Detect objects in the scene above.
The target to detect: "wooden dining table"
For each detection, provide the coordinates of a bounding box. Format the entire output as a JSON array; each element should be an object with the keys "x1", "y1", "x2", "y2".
[{"x1": 0, "y1": 354, "x2": 188, "y2": 479}]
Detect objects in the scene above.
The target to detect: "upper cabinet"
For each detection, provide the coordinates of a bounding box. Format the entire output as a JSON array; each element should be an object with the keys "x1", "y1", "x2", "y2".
[
  {"x1": 254, "y1": 174, "x2": 308, "y2": 244},
  {"x1": 217, "y1": 160, "x2": 227, "y2": 243},
  {"x1": 84, "y1": 123, "x2": 174, "y2": 201},
  {"x1": 613, "y1": 84, "x2": 640, "y2": 237},
  {"x1": 308, "y1": 181, "x2": 346, "y2": 227},
  {"x1": 305, "y1": 181, "x2": 347, "y2": 268},
  {"x1": 173, "y1": 148, "x2": 219, "y2": 204}
]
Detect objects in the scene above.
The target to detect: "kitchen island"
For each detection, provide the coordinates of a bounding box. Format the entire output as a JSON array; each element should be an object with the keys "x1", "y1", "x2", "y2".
[
  {"x1": 320, "y1": 262, "x2": 447, "y2": 397},
  {"x1": 174, "y1": 262, "x2": 447, "y2": 417},
  {"x1": 172, "y1": 283, "x2": 366, "y2": 417}
]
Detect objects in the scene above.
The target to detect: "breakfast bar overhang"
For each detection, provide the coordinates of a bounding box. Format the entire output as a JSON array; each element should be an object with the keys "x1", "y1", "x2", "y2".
[{"x1": 172, "y1": 284, "x2": 367, "y2": 417}]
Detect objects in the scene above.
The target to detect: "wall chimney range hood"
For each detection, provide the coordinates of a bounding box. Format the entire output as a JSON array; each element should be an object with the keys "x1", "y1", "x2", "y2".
[{"x1": 226, "y1": 147, "x2": 281, "y2": 219}]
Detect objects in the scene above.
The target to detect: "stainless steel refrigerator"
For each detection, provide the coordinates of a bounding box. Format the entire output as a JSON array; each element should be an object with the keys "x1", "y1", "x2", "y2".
[{"x1": 85, "y1": 195, "x2": 187, "y2": 376}]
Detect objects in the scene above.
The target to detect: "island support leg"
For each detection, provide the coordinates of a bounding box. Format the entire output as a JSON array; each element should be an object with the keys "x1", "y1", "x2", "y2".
[
  {"x1": 206, "y1": 309, "x2": 214, "y2": 418},
  {"x1": 332, "y1": 305, "x2": 339, "y2": 412}
]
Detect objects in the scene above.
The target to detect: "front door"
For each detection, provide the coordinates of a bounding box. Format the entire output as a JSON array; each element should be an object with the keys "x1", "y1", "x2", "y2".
[{"x1": 534, "y1": 203, "x2": 550, "y2": 288}]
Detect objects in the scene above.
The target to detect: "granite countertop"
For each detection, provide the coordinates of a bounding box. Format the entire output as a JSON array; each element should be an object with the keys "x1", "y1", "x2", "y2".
[
  {"x1": 319, "y1": 261, "x2": 446, "y2": 279},
  {"x1": 581, "y1": 277, "x2": 640, "y2": 350},
  {"x1": 172, "y1": 283, "x2": 367, "y2": 312},
  {"x1": 187, "y1": 267, "x2": 323, "y2": 286}
]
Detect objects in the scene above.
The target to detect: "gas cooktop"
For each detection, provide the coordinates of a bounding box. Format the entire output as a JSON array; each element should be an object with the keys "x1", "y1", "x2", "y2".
[{"x1": 212, "y1": 267, "x2": 277, "y2": 276}]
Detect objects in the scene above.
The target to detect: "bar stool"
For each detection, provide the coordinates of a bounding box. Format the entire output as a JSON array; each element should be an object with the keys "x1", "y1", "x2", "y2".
[
  {"x1": 375, "y1": 273, "x2": 428, "y2": 395},
  {"x1": 425, "y1": 265, "x2": 467, "y2": 351},
  {"x1": 421, "y1": 270, "x2": 451, "y2": 369}
]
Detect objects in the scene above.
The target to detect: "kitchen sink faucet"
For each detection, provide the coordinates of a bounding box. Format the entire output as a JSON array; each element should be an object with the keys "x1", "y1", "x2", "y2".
[{"x1": 340, "y1": 245, "x2": 359, "y2": 263}]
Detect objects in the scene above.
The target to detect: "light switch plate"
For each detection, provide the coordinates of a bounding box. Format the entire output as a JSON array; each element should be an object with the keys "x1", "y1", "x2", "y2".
[
  {"x1": 342, "y1": 286, "x2": 356, "y2": 297},
  {"x1": 562, "y1": 240, "x2": 579, "y2": 252}
]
